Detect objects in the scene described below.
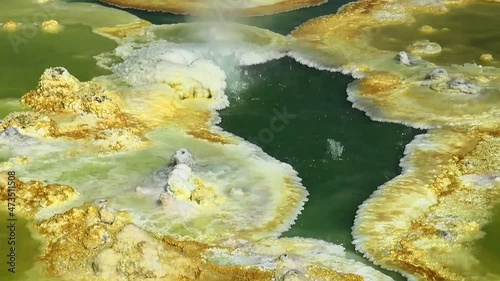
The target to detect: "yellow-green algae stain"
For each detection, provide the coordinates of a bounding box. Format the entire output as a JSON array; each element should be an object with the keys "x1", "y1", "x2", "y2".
[
  {"x1": 0, "y1": 24, "x2": 116, "y2": 99},
  {"x1": 368, "y1": 2, "x2": 500, "y2": 67},
  {"x1": 0, "y1": 210, "x2": 47, "y2": 281}
]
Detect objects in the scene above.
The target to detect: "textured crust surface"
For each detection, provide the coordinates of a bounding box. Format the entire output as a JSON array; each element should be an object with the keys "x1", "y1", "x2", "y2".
[{"x1": 99, "y1": 0, "x2": 327, "y2": 16}]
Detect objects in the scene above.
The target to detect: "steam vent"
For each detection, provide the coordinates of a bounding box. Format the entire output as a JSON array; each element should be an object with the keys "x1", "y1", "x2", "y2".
[{"x1": 0, "y1": 0, "x2": 498, "y2": 281}]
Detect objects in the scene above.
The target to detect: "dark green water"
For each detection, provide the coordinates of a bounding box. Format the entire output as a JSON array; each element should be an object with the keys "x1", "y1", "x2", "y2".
[
  {"x1": 220, "y1": 58, "x2": 417, "y2": 245},
  {"x1": 219, "y1": 58, "x2": 418, "y2": 280},
  {"x1": 476, "y1": 204, "x2": 500, "y2": 276}
]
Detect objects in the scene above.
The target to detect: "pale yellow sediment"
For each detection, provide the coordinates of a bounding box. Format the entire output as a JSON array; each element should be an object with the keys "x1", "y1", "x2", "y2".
[
  {"x1": 353, "y1": 129, "x2": 500, "y2": 281},
  {"x1": 98, "y1": 0, "x2": 327, "y2": 16}
]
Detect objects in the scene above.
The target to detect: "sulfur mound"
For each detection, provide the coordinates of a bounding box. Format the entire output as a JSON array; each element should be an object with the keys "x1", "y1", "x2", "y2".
[
  {"x1": 2, "y1": 20, "x2": 20, "y2": 31},
  {"x1": 128, "y1": 144, "x2": 308, "y2": 243},
  {"x1": 406, "y1": 40, "x2": 442, "y2": 56},
  {"x1": 36, "y1": 204, "x2": 271, "y2": 281},
  {"x1": 479, "y1": 53, "x2": 494, "y2": 62},
  {"x1": 93, "y1": 224, "x2": 192, "y2": 279},
  {"x1": 138, "y1": 148, "x2": 225, "y2": 208},
  {"x1": 22, "y1": 67, "x2": 124, "y2": 118},
  {"x1": 0, "y1": 173, "x2": 78, "y2": 218},
  {"x1": 36, "y1": 203, "x2": 133, "y2": 279},
  {"x1": 41, "y1": 20, "x2": 62, "y2": 34},
  {"x1": 1, "y1": 111, "x2": 59, "y2": 138},
  {"x1": 96, "y1": 22, "x2": 288, "y2": 110}
]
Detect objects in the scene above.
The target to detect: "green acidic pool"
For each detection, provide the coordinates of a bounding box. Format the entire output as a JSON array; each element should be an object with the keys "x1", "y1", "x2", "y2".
[
  {"x1": 0, "y1": 24, "x2": 116, "y2": 99},
  {"x1": 219, "y1": 57, "x2": 421, "y2": 280},
  {"x1": 0, "y1": 210, "x2": 46, "y2": 281},
  {"x1": 476, "y1": 204, "x2": 500, "y2": 276}
]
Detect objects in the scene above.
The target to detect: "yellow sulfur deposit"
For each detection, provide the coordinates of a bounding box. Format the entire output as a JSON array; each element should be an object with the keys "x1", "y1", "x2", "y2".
[
  {"x1": 479, "y1": 53, "x2": 494, "y2": 62},
  {"x1": 289, "y1": 0, "x2": 500, "y2": 280},
  {"x1": 0, "y1": 187, "x2": 389, "y2": 281},
  {"x1": 290, "y1": 0, "x2": 500, "y2": 128},
  {"x1": 22, "y1": 67, "x2": 123, "y2": 118},
  {"x1": 353, "y1": 129, "x2": 500, "y2": 281},
  {"x1": 418, "y1": 25, "x2": 437, "y2": 34},
  {"x1": 1, "y1": 111, "x2": 60, "y2": 138},
  {"x1": 0, "y1": 173, "x2": 78, "y2": 218},
  {"x1": 2, "y1": 20, "x2": 20, "y2": 31},
  {"x1": 41, "y1": 20, "x2": 62, "y2": 34},
  {"x1": 99, "y1": 0, "x2": 328, "y2": 16}
]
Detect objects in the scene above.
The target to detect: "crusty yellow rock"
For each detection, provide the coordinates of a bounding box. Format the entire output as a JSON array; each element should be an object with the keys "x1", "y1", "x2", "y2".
[
  {"x1": 36, "y1": 203, "x2": 133, "y2": 279},
  {"x1": 22, "y1": 67, "x2": 123, "y2": 118},
  {"x1": 292, "y1": 0, "x2": 500, "y2": 129},
  {"x1": 16, "y1": 67, "x2": 234, "y2": 151},
  {"x1": 93, "y1": 129, "x2": 148, "y2": 152},
  {"x1": 406, "y1": 40, "x2": 442, "y2": 56},
  {"x1": 479, "y1": 53, "x2": 494, "y2": 62},
  {"x1": 2, "y1": 20, "x2": 20, "y2": 31},
  {"x1": 35, "y1": 203, "x2": 274, "y2": 281},
  {"x1": 41, "y1": 20, "x2": 62, "y2": 34},
  {"x1": 418, "y1": 25, "x2": 437, "y2": 33},
  {"x1": 1, "y1": 111, "x2": 59, "y2": 137},
  {"x1": 190, "y1": 177, "x2": 226, "y2": 206},
  {"x1": 353, "y1": 129, "x2": 500, "y2": 281},
  {"x1": 0, "y1": 173, "x2": 78, "y2": 218}
]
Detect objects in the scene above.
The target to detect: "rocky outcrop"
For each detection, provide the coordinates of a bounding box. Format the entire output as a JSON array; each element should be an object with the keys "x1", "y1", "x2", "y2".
[
  {"x1": 406, "y1": 40, "x2": 442, "y2": 56},
  {"x1": 41, "y1": 20, "x2": 62, "y2": 34},
  {"x1": 92, "y1": 224, "x2": 191, "y2": 279},
  {"x1": 394, "y1": 51, "x2": 421, "y2": 66},
  {"x1": 1, "y1": 111, "x2": 59, "y2": 138},
  {"x1": 422, "y1": 68, "x2": 480, "y2": 94},
  {"x1": 137, "y1": 149, "x2": 225, "y2": 207},
  {"x1": 0, "y1": 173, "x2": 78, "y2": 218},
  {"x1": 21, "y1": 67, "x2": 123, "y2": 118}
]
